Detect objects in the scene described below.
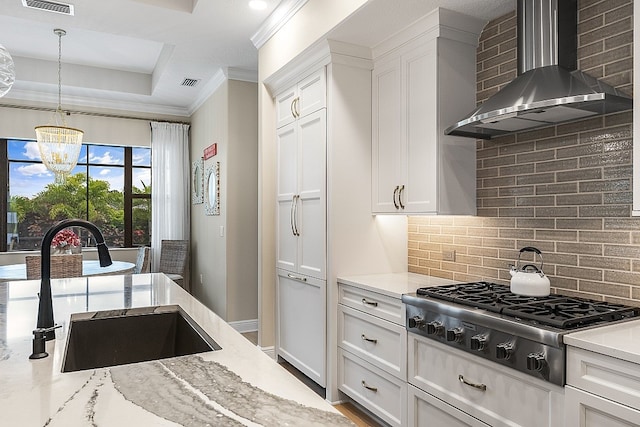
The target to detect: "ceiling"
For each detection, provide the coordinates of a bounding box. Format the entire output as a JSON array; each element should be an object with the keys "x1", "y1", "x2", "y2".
[{"x1": 0, "y1": 0, "x2": 514, "y2": 119}]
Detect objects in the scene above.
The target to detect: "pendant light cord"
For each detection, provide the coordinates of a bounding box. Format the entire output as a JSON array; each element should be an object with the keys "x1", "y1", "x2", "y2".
[{"x1": 57, "y1": 30, "x2": 62, "y2": 111}]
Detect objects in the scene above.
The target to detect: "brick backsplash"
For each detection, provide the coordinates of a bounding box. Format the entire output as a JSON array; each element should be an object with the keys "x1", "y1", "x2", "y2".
[{"x1": 408, "y1": 0, "x2": 639, "y2": 306}]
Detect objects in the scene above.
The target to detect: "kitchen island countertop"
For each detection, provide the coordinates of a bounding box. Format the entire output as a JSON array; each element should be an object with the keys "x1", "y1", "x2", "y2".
[
  {"x1": 0, "y1": 273, "x2": 352, "y2": 426},
  {"x1": 337, "y1": 272, "x2": 457, "y2": 298}
]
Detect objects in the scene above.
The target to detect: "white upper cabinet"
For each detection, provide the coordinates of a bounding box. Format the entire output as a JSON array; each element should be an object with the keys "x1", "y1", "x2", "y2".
[
  {"x1": 276, "y1": 69, "x2": 326, "y2": 129},
  {"x1": 372, "y1": 8, "x2": 484, "y2": 215}
]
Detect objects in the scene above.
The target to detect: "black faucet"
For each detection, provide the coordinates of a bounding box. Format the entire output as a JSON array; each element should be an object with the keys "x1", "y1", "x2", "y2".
[{"x1": 37, "y1": 219, "x2": 113, "y2": 341}]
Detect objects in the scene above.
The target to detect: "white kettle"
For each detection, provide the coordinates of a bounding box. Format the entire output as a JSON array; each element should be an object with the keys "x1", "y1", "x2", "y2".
[{"x1": 509, "y1": 247, "x2": 550, "y2": 297}]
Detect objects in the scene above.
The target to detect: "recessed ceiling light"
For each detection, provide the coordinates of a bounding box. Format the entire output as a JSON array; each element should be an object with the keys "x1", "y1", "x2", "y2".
[{"x1": 249, "y1": 0, "x2": 267, "y2": 11}]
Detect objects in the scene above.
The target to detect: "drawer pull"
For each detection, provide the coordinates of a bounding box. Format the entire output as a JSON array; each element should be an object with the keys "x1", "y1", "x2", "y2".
[
  {"x1": 361, "y1": 334, "x2": 378, "y2": 344},
  {"x1": 458, "y1": 374, "x2": 486, "y2": 391},
  {"x1": 361, "y1": 298, "x2": 378, "y2": 307},
  {"x1": 361, "y1": 380, "x2": 378, "y2": 392}
]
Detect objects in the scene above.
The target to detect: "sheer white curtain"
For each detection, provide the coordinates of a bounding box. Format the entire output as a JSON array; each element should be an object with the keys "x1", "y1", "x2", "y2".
[{"x1": 150, "y1": 122, "x2": 190, "y2": 272}]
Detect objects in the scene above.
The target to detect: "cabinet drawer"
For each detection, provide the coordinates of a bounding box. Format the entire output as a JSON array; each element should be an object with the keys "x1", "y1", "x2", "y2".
[
  {"x1": 408, "y1": 334, "x2": 564, "y2": 427},
  {"x1": 338, "y1": 305, "x2": 406, "y2": 379},
  {"x1": 567, "y1": 347, "x2": 640, "y2": 410},
  {"x1": 408, "y1": 384, "x2": 489, "y2": 427},
  {"x1": 338, "y1": 348, "x2": 406, "y2": 427},
  {"x1": 338, "y1": 283, "x2": 404, "y2": 325},
  {"x1": 565, "y1": 385, "x2": 640, "y2": 427}
]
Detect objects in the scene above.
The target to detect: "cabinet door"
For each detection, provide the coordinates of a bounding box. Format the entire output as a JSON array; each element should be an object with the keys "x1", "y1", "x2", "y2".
[
  {"x1": 276, "y1": 86, "x2": 298, "y2": 129},
  {"x1": 297, "y1": 69, "x2": 326, "y2": 118},
  {"x1": 296, "y1": 109, "x2": 326, "y2": 280},
  {"x1": 276, "y1": 123, "x2": 298, "y2": 272},
  {"x1": 403, "y1": 40, "x2": 438, "y2": 213},
  {"x1": 408, "y1": 384, "x2": 489, "y2": 427},
  {"x1": 565, "y1": 386, "x2": 640, "y2": 427},
  {"x1": 276, "y1": 270, "x2": 326, "y2": 387},
  {"x1": 372, "y1": 57, "x2": 403, "y2": 213}
]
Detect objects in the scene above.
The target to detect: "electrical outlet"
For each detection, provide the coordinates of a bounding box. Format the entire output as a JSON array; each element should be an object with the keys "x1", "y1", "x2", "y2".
[
  {"x1": 442, "y1": 250, "x2": 456, "y2": 262},
  {"x1": 200, "y1": 274, "x2": 203, "y2": 284}
]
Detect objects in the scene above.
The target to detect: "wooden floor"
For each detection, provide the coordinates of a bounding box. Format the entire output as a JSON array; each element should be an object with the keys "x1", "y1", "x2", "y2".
[{"x1": 240, "y1": 332, "x2": 383, "y2": 426}]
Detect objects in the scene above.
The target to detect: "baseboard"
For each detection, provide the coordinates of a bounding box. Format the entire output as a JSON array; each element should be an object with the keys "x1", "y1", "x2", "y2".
[
  {"x1": 259, "y1": 346, "x2": 276, "y2": 359},
  {"x1": 228, "y1": 318, "x2": 258, "y2": 333}
]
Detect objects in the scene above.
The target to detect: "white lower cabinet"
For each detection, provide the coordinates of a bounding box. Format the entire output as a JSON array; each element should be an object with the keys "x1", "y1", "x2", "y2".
[
  {"x1": 408, "y1": 333, "x2": 564, "y2": 427},
  {"x1": 565, "y1": 346, "x2": 640, "y2": 426},
  {"x1": 338, "y1": 348, "x2": 407, "y2": 426},
  {"x1": 276, "y1": 269, "x2": 326, "y2": 387},
  {"x1": 337, "y1": 282, "x2": 406, "y2": 426},
  {"x1": 565, "y1": 386, "x2": 640, "y2": 426},
  {"x1": 408, "y1": 384, "x2": 489, "y2": 427}
]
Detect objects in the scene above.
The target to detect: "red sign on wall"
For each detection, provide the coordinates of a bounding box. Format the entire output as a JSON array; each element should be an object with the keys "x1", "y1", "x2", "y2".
[{"x1": 204, "y1": 143, "x2": 217, "y2": 160}]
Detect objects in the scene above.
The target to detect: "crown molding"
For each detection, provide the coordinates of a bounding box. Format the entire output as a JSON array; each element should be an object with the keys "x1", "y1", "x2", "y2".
[
  {"x1": 2, "y1": 88, "x2": 191, "y2": 118},
  {"x1": 250, "y1": 0, "x2": 310, "y2": 49}
]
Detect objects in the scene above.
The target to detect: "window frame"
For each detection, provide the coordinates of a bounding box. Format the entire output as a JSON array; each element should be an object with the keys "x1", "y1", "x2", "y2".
[{"x1": 1, "y1": 138, "x2": 151, "y2": 252}]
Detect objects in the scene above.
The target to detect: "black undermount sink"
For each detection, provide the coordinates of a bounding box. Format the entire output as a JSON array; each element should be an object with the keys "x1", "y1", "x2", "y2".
[{"x1": 62, "y1": 305, "x2": 221, "y2": 373}]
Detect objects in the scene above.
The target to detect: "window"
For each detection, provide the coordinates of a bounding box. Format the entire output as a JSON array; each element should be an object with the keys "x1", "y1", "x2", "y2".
[{"x1": 1, "y1": 139, "x2": 151, "y2": 252}]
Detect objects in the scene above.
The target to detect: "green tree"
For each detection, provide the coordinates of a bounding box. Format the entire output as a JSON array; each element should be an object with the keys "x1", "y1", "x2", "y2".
[{"x1": 8, "y1": 173, "x2": 146, "y2": 250}]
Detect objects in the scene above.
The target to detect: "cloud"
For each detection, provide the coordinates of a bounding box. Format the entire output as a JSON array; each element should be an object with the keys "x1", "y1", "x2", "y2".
[
  {"x1": 132, "y1": 151, "x2": 150, "y2": 166},
  {"x1": 16, "y1": 163, "x2": 50, "y2": 177},
  {"x1": 99, "y1": 169, "x2": 111, "y2": 176},
  {"x1": 23, "y1": 141, "x2": 42, "y2": 160},
  {"x1": 89, "y1": 151, "x2": 120, "y2": 164}
]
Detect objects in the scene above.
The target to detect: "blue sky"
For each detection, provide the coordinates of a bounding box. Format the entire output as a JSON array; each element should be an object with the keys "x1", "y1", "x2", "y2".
[{"x1": 8, "y1": 140, "x2": 151, "y2": 198}]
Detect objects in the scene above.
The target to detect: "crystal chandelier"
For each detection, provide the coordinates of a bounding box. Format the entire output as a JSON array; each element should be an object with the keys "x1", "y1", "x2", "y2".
[
  {"x1": 0, "y1": 43, "x2": 15, "y2": 97},
  {"x1": 35, "y1": 29, "x2": 83, "y2": 184}
]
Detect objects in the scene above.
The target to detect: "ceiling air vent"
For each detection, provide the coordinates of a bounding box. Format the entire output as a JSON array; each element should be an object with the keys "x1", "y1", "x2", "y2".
[
  {"x1": 21, "y1": 0, "x2": 74, "y2": 15},
  {"x1": 180, "y1": 78, "x2": 200, "y2": 87}
]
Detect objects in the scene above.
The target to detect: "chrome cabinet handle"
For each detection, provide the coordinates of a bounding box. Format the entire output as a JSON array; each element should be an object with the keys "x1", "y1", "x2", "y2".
[
  {"x1": 361, "y1": 334, "x2": 378, "y2": 344},
  {"x1": 290, "y1": 97, "x2": 297, "y2": 119},
  {"x1": 398, "y1": 185, "x2": 405, "y2": 209},
  {"x1": 361, "y1": 298, "x2": 378, "y2": 307},
  {"x1": 361, "y1": 380, "x2": 378, "y2": 392},
  {"x1": 458, "y1": 374, "x2": 486, "y2": 391},
  {"x1": 292, "y1": 195, "x2": 300, "y2": 236},
  {"x1": 290, "y1": 195, "x2": 296, "y2": 236},
  {"x1": 393, "y1": 185, "x2": 399, "y2": 209},
  {"x1": 287, "y1": 273, "x2": 307, "y2": 282}
]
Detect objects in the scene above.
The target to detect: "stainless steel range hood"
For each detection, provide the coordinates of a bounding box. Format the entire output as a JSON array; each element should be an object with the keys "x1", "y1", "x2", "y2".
[{"x1": 445, "y1": 0, "x2": 632, "y2": 140}]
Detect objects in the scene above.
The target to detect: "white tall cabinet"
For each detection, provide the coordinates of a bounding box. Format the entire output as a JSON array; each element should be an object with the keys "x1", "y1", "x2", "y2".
[
  {"x1": 371, "y1": 8, "x2": 482, "y2": 215},
  {"x1": 267, "y1": 41, "x2": 407, "y2": 398},
  {"x1": 276, "y1": 69, "x2": 327, "y2": 386}
]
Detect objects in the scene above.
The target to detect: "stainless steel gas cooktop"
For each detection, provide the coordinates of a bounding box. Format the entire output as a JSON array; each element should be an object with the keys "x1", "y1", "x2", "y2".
[{"x1": 402, "y1": 281, "x2": 640, "y2": 386}]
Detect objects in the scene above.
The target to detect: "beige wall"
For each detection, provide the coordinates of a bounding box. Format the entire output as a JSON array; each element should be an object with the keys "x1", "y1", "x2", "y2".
[
  {"x1": 408, "y1": 1, "x2": 639, "y2": 306},
  {"x1": 190, "y1": 80, "x2": 258, "y2": 323},
  {"x1": 257, "y1": 0, "x2": 367, "y2": 348},
  {"x1": 0, "y1": 105, "x2": 176, "y2": 147}
]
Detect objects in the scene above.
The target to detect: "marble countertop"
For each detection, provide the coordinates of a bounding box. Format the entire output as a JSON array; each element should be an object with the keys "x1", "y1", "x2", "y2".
[
  {"x1": 0, "y1": 273, "x2": 352, "y2": 426},
  {"x1": 564, "y1": 318, "x2": 640, "y2": 365},
  {"x1": 337, "y1": 272, "x2": 457, "y2": 298}
]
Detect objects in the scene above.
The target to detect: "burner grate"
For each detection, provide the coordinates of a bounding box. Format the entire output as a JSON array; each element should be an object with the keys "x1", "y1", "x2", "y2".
[{"x1": 417, "y1": 282, "x2": 640, "y2": 329}]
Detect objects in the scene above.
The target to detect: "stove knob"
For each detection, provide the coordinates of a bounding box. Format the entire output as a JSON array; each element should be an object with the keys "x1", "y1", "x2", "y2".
[
  {"x1": 470, "y1": 334, "x2": 488, "y2": 351},
  {"x1": 496, "y1": 342, "x2": 514, "y2": 360},
  {"x1": 408, "y1": 316, "x2": 425, "y2": 329},
  {"x1": 526, "y1": 352, "x2": 547, "y2": 372},
  {"x1": 426, "y1": 321, "x2": 444, "y2": 336},
  {"x1": 446, "y1": 327, "x2": 464, "y2": 343}
]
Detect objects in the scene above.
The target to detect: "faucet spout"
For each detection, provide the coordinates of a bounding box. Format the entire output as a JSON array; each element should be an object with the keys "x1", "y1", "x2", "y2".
[{"x1": 37, "y1": 219, "x2": 113, "y2": 340}]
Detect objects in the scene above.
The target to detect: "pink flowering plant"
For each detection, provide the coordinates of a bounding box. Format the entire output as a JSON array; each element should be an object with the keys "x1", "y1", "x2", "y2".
[{"x1": 51, "y1": 229, "x2": 81, "y2": 250}]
